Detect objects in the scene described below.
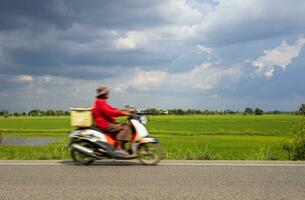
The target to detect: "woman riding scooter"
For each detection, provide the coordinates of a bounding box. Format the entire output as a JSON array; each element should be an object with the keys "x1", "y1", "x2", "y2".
[{"x1": 92, "y1": 86, "x2": 133, "y2": 155}]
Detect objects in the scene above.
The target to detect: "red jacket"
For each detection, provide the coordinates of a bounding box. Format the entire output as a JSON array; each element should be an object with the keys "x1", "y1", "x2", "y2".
[{"x1": 92, "y1": 98, "x2": 124, "y2": 129}]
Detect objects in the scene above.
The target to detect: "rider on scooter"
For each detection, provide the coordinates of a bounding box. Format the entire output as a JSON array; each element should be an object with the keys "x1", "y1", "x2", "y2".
[{"x1": 92, "y1": 86, "x2": 133, "y2": 155}]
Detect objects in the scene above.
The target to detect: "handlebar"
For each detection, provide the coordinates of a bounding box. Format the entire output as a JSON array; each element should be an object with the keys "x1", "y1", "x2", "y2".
[{"x1": 128, "y1": 113, "x2": 147, "y2": 120}]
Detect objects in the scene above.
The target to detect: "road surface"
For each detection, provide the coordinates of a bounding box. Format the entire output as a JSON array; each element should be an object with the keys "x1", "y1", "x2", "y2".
[{"x1": 0, "y1": 160, "x2": 305, "y2": 200}]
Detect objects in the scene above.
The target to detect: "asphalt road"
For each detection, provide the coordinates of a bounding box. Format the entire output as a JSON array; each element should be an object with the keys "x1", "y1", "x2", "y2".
[{"x1": 1, "y1": 160, "x2": 305, "y2": 200}]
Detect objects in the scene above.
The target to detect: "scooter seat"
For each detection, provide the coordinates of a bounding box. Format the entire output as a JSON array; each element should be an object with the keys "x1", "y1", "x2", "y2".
[
  {"x1": 89, "y1": 126, "x2": 105, "y2": 133},
  {"x1": 89, "y1": 126, "x2": 117, "y2": 146},
  {"x1": 89, "y1": 126, "x2": 115, "y2": 136}
]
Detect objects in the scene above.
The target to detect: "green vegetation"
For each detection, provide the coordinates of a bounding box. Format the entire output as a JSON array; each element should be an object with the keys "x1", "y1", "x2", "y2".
[
  {"x1": 0, "y1": 139, "x2": 69, "y2": 160},
  {"x1": 0, "y1": 114, "x2": 302, "y2": 160},
  {"x1": 146, "y1": 114, "x2": 301, "y2": 135},
  {"x1": 299, "y1": 104, "x2": 305, "y2": 115},
  {"x1": 283, "y1": 118, "x2": 305, "y2": 160}
]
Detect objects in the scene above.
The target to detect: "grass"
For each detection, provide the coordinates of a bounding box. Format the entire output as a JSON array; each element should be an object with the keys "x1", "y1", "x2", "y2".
[
  {"x1": 0, "y1": 116, "x2": 70, "y2": 130},
  {"x1": 0, "y1": 139, "x2": 69, "y2": 160},
  {"x1": 158, "y1": 134, "x2": 288, "y2": 160},
  {"x1": 147, "y1": 114, "x2": 301, "y2": 135},
  {"x1": 0, "y1": 114, "x2": 300, "y2": 160}
]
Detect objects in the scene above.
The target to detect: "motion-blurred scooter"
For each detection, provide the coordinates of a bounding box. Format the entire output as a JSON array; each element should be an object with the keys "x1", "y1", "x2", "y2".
[{"x1": 68, "y1": 112, "x2": 161, "y2": 165}]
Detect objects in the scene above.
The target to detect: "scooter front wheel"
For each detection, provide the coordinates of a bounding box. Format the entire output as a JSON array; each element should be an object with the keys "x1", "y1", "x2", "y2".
[{"x1": 138, "y1": 143, "x2": 162, "y2": 165}]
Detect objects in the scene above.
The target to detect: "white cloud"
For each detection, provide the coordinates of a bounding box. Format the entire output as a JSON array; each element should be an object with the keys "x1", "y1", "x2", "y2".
[
  {"x1": 196, "y1": 45, "x2": 213, "y2": 54},
  {"x1": 115, "y1": 31, "x2": 138, "y2": 49},
  {"x1": 115, "y1": 31, "x2": 153, "y2": 50},
  {"x1": 251, "y1": 37, "x2": 305, "y2": 78},
  {"x1": 113, "y1": 1, "x2": 210, "y2": 51},
  {"x1": 0, "y1": 74, "x2": 34, "y2": 83},
  {"x1": 158, "y1": 0, "x2": 204, "y2": 24},
  {"x1": 110, "y1": 0, "x2": 305, "y2": 52},
  {"x1": 111, "y1": 63, "x2": 241, "y2": 93},
  {"x1": 17, "y1": 75, "x2": 34, "y2": 82}
]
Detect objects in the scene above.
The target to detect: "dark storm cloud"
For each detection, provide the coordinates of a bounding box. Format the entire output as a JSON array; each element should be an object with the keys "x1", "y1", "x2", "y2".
[
  {"x1": 66, "y1": 0, "x2": 167, "y2": 29},
  {"x1": 0, "y1": 74, "x2": 33, "y2": 93},
  {"x1": 0, "y1": 0, "x2": 168, "y2": 32},
  {"x1": 0, "y1": 0, "x2": 186, "y2": 80},
  {"x1": 0, "y1": 0, "x2": 74, "y2": 31},
  {"x1": 2, "y1": 42, "x2": 173, "y2": 79}
]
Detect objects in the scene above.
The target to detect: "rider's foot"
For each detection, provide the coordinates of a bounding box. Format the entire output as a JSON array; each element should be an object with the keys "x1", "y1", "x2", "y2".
[{"x1": 115, "y1": 149, "x2": 129, "y2": 156}]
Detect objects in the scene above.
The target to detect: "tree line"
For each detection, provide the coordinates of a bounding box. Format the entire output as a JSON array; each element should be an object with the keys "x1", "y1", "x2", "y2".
[
  {"x1": 140, "y1": 104, "x2": 305, "y2": 116},
  {"x1": 0, "y1": 109, "x2": 70, "y2": 117},
  {"x1": 1, "y1": 104, "x2": 305, "y2": 117}
]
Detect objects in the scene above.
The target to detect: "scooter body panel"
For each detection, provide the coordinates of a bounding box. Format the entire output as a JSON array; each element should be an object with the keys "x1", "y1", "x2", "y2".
[
  {"x1": 69, "y1": 129, "x2": 108, "y2": 143},
  {"x1": 130, "y1": 119, "x2": 149, "y2": 140}
]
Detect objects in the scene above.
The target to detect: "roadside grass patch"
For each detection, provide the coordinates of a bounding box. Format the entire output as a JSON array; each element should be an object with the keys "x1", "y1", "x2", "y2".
[
  {"x1": 156, "y1": 134, "x2": 289, "y2": 160},
  {"x1": 0, "y1": 139, "x2": 69, "y2": 160}
]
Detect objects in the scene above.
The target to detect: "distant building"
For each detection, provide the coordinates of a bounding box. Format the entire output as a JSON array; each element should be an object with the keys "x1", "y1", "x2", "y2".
[
  {"x1": 136, "y1": 108, "x2": 169, "y2": 115},
  {"x1": 160, "y1": 110, "x2": 169, "y2": 115}
]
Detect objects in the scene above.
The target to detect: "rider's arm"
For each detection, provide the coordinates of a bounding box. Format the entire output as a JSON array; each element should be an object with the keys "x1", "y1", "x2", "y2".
[{"x1": 97, "y1": 100, "x2": 130, "y2": 117}]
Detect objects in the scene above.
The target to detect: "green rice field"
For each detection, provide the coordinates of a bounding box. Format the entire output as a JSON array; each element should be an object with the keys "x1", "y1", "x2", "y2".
[{"x1": 0, "y1": 114, "x2": 303, "y2": 160}]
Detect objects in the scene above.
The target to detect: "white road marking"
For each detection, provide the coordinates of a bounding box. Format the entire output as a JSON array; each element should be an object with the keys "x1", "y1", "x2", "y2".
[
  {"x1": 161, "y1": 163, "x2": 305, "y2": 167},
  {"x1": 0, "y1": 161, "x2": 305, "y2": 167},
  {"x1": 0, "y1": 162, "x2": 63, "y2": 166}
]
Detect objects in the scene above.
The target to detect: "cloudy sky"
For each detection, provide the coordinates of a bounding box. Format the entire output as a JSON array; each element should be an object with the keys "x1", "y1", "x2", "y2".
[{"x1": 1, "y1": 0, "x2": 305, "y2": 112}]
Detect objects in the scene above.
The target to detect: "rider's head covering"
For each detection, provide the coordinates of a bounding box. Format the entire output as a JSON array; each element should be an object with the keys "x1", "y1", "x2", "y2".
[{"x1": 96, "y1": 86, "x2": 109, "y2": 97}]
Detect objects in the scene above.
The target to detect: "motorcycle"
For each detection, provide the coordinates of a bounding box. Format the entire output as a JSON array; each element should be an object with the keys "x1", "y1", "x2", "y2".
[{"x1": 68, "y1": 113, "x2": 162, "y2": 165}]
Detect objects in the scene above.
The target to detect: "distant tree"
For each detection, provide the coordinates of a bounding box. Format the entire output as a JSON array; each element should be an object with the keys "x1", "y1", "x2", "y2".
[
  {"x1": 254, "y1": 108, "x2": 264, "y2": 115},
  {"x1": 28, "y1": 109, "x2": 42, "y2": 116},
  {"x1": 168, "y1": 109, "x2": 183, "y2": 115},
  {"x1": 224, "y1": 109, "x2": 236, "y2": 114},
  {"x1": 299, "y1": 104, "x2": 305, "y2": 115},
  {"x1": 202, "y1": 109, "x2": 209, "y2": 114},
  {"x1": 143, "y1": 108, "x2": 160, "y2": 115},
  {"x1": 55, "y1": 110, "x2": 65, "y2": 116},
  {"x1": 244, "y1": 107, "x2": 254, "y2": 115},
  {"x1": 46, "y1": 109, "x2": 56, "y2": 116},
  {"x1": 176, "y1": 109, "x2": 185, "y2": 115},
  {"x1": 195, "y1": 110, "x2": 202, "y2": 114},
  {"x1": 1, "y1": 110, "x2": 9, "y2": 117},
  {"x1": 13, "y1": 112, "x2": 21, "y2": 117}
]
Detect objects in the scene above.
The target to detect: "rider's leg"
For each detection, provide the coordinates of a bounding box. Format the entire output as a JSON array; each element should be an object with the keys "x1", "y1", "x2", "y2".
[
  {"x1": 102, "y1": 123, "x2": 131, "y2": 154},
  {"x1": 116, "y1": 125, "x2": 131, "y2": 151}
]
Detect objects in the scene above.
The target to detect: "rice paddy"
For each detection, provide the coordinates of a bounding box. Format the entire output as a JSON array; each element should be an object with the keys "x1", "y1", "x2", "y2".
[{"x1": 0, "y1": 114, "x2": 302, "y2": 160}]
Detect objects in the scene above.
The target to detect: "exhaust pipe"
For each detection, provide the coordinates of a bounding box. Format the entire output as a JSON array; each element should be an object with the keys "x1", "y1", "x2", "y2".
[
  {"x1": 71, "y1": 144, "x2": 94, "y2": 156},
  {"x1": 71, "y1": 143, "x2": 135, "y2": 159}
]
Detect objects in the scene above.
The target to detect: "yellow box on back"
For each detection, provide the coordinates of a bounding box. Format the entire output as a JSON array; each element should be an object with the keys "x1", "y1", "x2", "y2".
[{"x1": 70, "y1": 107, "x2": 93, "y2": 127}]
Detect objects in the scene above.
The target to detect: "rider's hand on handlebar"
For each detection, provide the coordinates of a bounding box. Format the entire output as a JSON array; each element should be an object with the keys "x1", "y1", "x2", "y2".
[
  {"x1": 122, "y1": 111, "x2": 131, "y2": 116},
  {"x1": 127, "y1": 108, "x2": 136, "y2": 113},
  {"x1": 121, "y1": 108, "x2": 136, "y2": 116}
]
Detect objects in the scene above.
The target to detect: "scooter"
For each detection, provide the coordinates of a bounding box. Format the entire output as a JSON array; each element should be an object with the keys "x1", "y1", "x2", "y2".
[{"x1": 68, "y1": 113, "x2": 162, "y2": 165}]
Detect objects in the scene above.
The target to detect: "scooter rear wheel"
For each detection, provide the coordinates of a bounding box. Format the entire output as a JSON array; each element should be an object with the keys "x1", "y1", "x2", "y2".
[
  {"x1": 138, "y1": 143, "x2": 162, "y2": 165},
  {"x1": 70, "y1": 141, "x2": 95, "y2": 165}
]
